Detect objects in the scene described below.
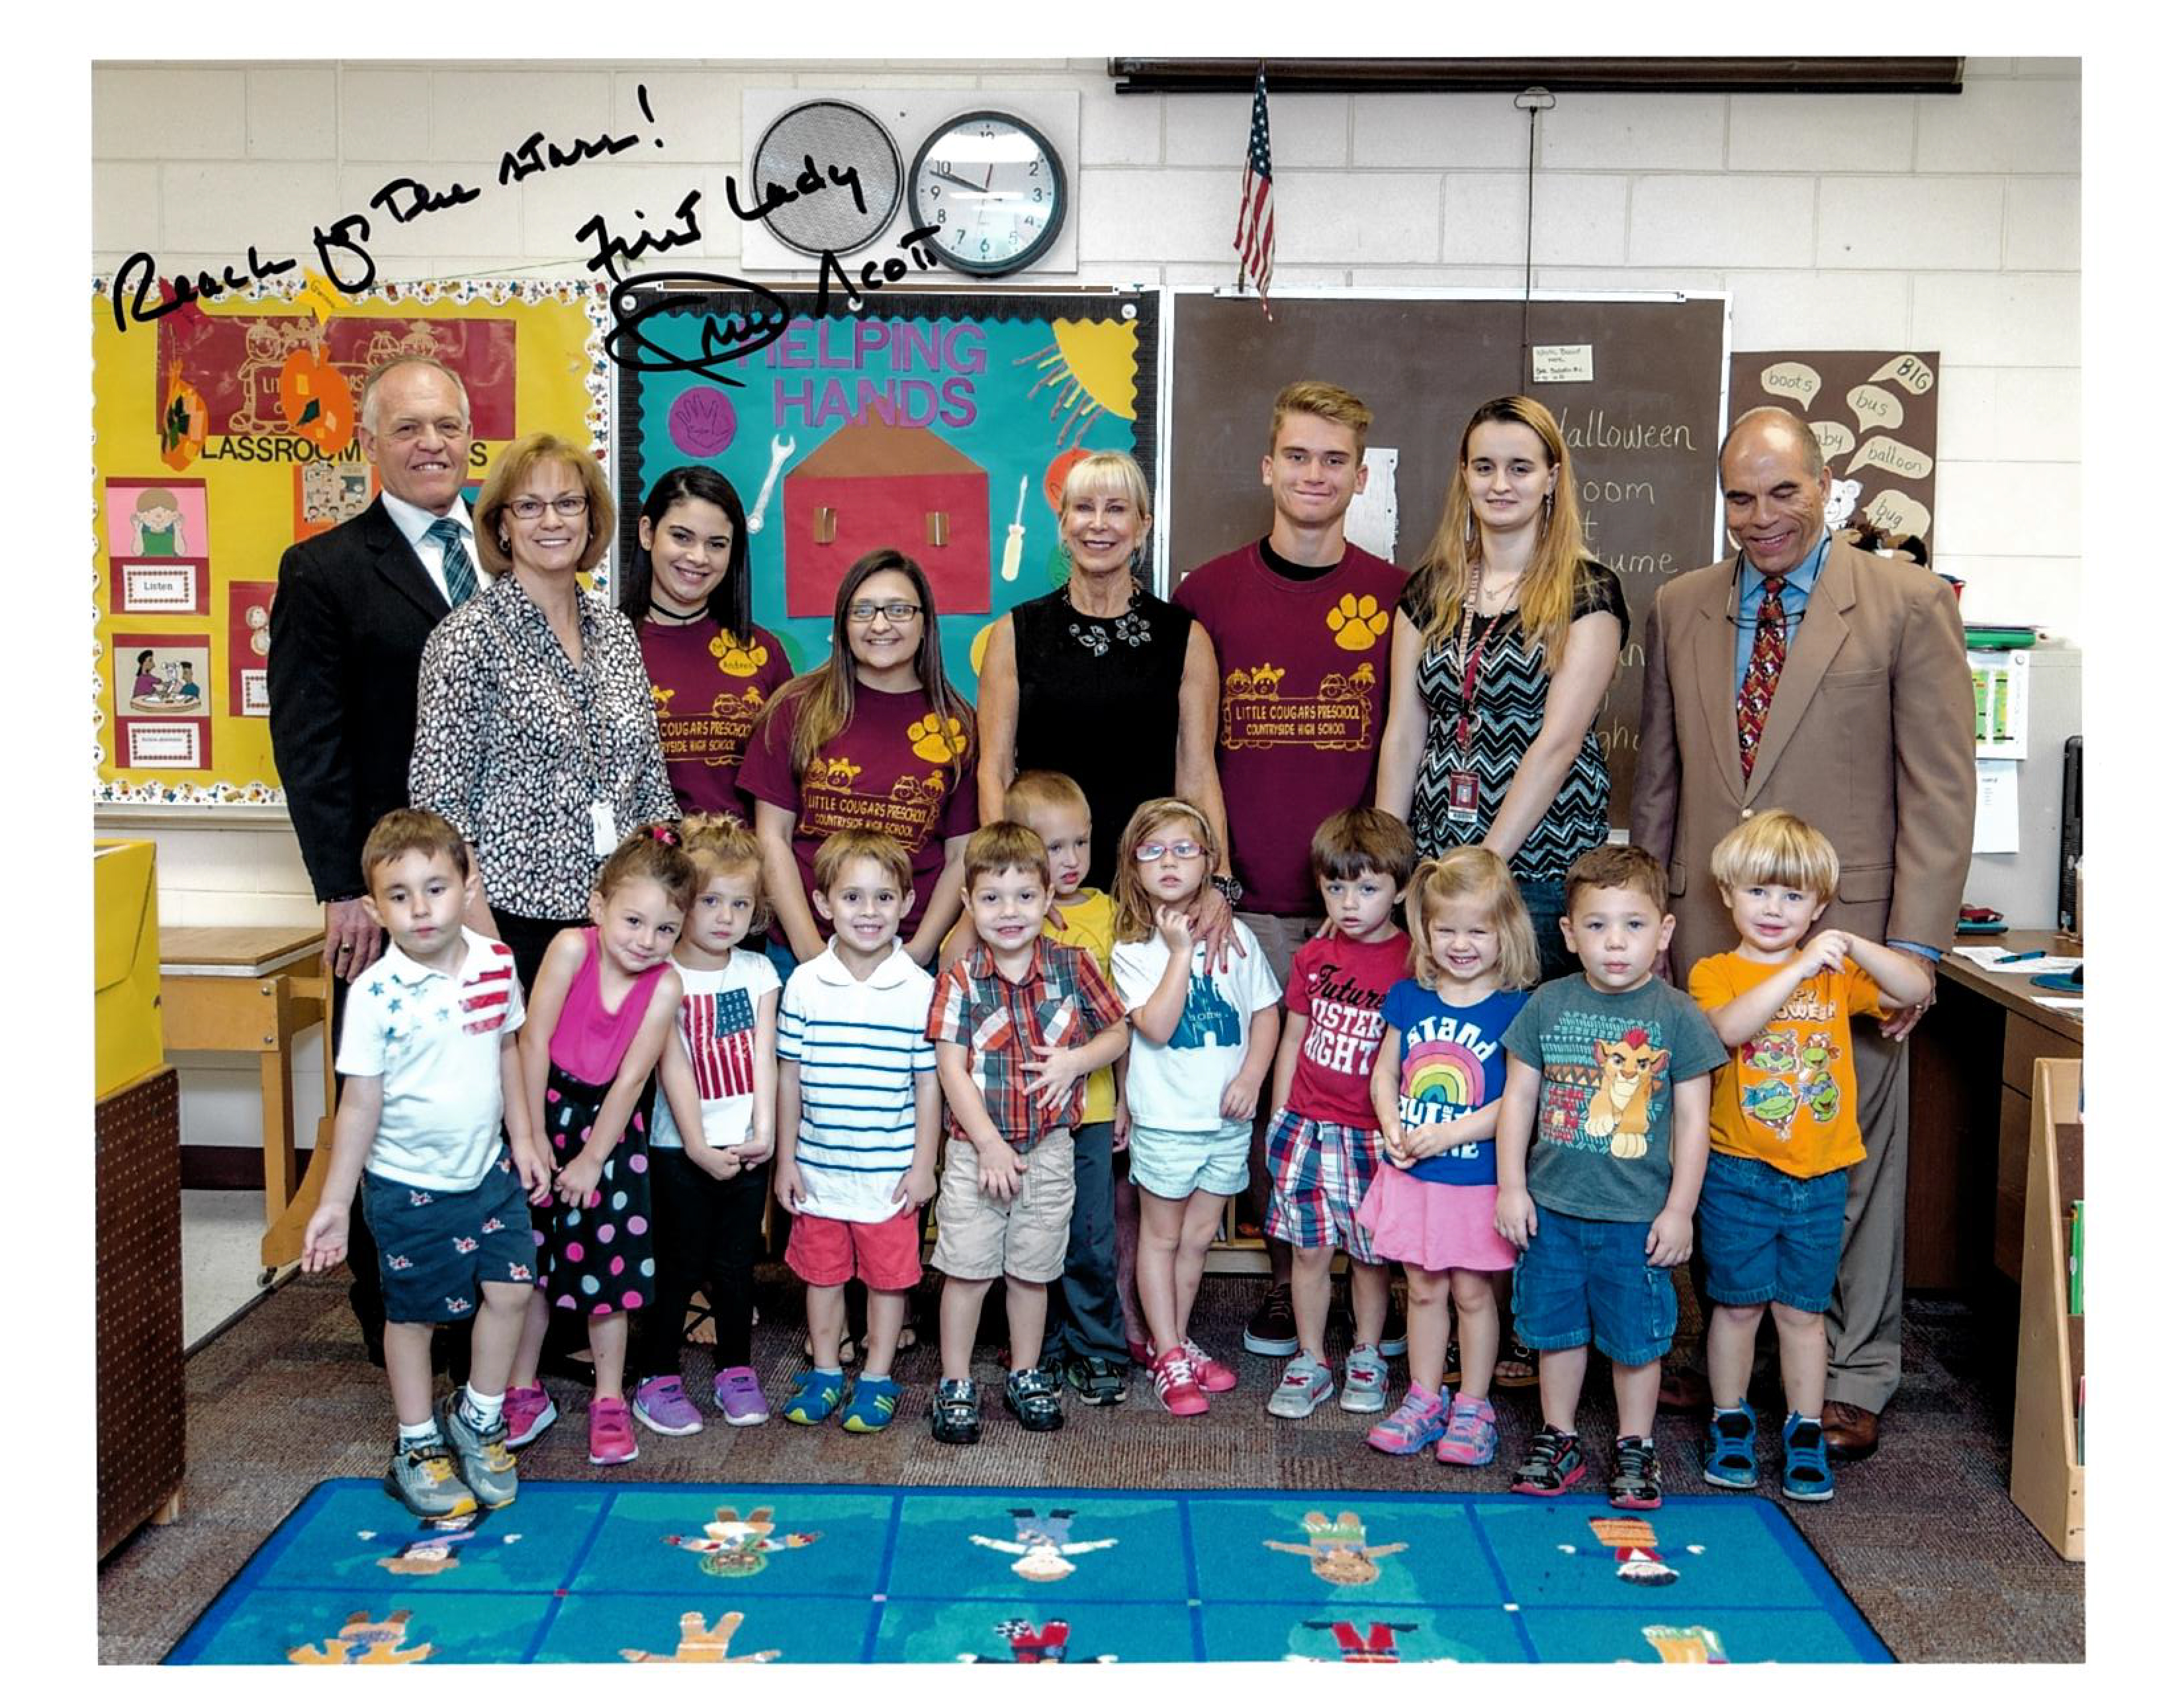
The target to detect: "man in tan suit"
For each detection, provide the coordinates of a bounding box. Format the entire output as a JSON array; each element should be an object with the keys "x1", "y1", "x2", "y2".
[{"x1": 1631, "y1": 406, "x2": 1976, "y2": 1461}]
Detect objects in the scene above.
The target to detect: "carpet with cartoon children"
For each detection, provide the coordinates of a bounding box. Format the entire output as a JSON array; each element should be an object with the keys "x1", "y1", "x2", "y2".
[{"x1": 165, "y1": 1479, "x2": 1890, "y2": 1665}]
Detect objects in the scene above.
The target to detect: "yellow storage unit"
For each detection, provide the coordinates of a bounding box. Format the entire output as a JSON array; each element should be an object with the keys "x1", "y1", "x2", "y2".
[{"x1": 94, "y1": 839, "x2": 164, "y2": 1098}]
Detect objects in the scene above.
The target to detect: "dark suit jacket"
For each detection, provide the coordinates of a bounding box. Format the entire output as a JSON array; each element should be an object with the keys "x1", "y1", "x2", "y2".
[
  {"x1": 1630, "y1": 533, "x2": 1978, "y2": 976},
  {"x1": 267, "y1": 498, "x2": 451, "y2": 904}
]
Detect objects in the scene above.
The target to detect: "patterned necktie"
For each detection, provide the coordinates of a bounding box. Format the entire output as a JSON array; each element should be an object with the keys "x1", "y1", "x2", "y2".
[
  {"x1": 1735, "y1": 576, "x2": 1787, "y2": 782},
  {"x1": 426, "y1": 516, "x2": 477, "y2": 607}
]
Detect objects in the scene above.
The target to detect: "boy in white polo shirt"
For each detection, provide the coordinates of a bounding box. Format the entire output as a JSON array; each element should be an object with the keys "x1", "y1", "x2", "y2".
[{"x1": 302, "y1": 810, "x2": 549, "y2": 1521}]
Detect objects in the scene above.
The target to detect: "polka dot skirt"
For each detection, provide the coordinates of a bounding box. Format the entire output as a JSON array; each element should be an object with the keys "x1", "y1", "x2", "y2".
[{"x1": 535, "y1": 1064, "x2": 655, "y2": 1316}]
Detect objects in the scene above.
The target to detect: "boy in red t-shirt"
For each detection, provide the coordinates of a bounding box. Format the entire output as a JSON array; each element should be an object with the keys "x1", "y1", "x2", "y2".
[{"x1": 1261, "y1": 808, "x2": 1417, "y2": 1420}]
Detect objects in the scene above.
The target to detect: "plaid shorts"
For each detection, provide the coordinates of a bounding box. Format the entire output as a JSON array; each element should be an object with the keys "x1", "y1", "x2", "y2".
[{"x1": 1263, "y1": 1108, "x2": 1384, "y2": 1262}]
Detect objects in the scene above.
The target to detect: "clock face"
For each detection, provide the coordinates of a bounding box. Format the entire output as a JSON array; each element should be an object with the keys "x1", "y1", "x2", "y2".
[{"x1": 909, "y1": 111, "x2": 1068, "y2": 277}]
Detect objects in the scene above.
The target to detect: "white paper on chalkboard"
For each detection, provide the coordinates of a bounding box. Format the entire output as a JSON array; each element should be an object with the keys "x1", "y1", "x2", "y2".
[
  {"x1": 1532, "y1": 344, "x2": 1595, "y2": 383},
  {"x1": 1345, "y1": 447, "x2": 1402, "y2": 563}
]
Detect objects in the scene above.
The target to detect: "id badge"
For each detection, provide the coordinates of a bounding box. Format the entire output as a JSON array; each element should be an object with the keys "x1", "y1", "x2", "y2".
[
  {"x1": 1449, "y1": 769, "x2": 1480, "y2": 823},
  {"x1": 589, "y1": 799, "x2": 618, "y2": 855}
]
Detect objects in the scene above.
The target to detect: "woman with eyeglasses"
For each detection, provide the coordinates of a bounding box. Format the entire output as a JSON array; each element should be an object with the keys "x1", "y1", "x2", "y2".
[
  {"x1": 410, "y1": 433, "x2": 678, "y2": 992},
  {"x1": 738, "y1": 548, "x2": 978, "y2": 970},
  {"x1": 622, "y1": 465, "x2": 792, "y2": 819}
]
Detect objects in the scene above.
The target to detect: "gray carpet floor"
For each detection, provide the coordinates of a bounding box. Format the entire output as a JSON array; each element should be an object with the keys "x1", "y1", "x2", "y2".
[{"x1": 98, "y1": 1270, "x2": 2083, "y2": 1664}]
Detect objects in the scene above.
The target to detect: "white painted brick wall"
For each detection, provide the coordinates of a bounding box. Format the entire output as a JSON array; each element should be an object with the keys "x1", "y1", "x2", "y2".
[{"x1": 91, "y1": 58, "x2": 2084, "y2": 1152}]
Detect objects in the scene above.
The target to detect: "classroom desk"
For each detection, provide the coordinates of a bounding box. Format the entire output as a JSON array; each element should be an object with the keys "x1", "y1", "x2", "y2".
[
  {"x1": 158, "y1": 925, "x2": 333, "y2": 1276},
  {"x1": 1905, "y1": 928, "x2": 2083, "y2": 1291}
]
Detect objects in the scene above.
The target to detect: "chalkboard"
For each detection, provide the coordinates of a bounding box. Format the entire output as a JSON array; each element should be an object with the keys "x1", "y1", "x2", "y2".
[{"x1": 1160, "y1": 291, "x2": 1729, "y2": 827}]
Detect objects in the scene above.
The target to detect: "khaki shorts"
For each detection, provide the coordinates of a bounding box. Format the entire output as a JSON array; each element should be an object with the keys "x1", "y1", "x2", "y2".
[{"x1": 930, "y1": 1126, "x2": 1076, "y2": 1283}]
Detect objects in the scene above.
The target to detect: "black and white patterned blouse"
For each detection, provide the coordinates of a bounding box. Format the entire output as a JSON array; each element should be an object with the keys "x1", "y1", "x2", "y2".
[
  {"x1": 1396, "y1": 559, "x2": 1629, "y2": 882},
  {"x1": 411, "y1": 572, "x2": 678, "y2": 920}
]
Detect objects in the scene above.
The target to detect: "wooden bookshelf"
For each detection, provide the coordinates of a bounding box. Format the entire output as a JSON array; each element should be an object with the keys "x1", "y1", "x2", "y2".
[{"x1": 2009, "y1": 1056, "x2": 2083, "y2": 1560}]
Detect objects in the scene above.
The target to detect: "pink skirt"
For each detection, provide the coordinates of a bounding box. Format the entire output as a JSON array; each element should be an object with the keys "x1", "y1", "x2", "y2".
[{"x1": 1356, "y1": 1165, "x2": 1516, "y2": 1274}]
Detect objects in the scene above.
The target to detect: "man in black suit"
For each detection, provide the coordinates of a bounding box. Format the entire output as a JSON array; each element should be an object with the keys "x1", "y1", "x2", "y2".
[{"x1": 269, "y1": 356, "x2": 481, "y2": 1363}]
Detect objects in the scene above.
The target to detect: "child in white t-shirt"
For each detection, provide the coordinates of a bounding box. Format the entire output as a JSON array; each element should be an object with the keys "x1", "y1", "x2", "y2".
[
  {"x1": 1108, "y1": 798, "x2": 1281, "y2": 1419},
  {"x1": 631, "y1": 816, "x2": 782, "y2": 1437}
]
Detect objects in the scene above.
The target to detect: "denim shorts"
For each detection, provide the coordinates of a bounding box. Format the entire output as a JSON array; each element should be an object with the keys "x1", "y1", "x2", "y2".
[
  {"x1": 1695, "y1": 1151, "x2": 1850, "y2": 1313},
  {"x1": 1512, "y1": 1203, "x2": 1678, "y2": 1365}
]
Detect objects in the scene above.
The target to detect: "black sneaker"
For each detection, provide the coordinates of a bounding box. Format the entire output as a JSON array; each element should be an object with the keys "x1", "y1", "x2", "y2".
[
  {"x1": 1242, "y1": 1284, "x2": 1299, "y2": 1357},
  {"x1": 1510, "y1": 1427, "x2": 1587, "y2": 1496},
  {"x1": 1062, "y1": 1354, "x2": 1129, "y2": 1406},
  {"x1": 1003, "y1": 1366, "x2": 1066, "y2": 1432},
  {"x1": 930, "y1": 1376, "x2": 981, "y2": 1445},
  {"x1": 1609, "y1": 1434, "x2": 1664, "y2": 1509}
]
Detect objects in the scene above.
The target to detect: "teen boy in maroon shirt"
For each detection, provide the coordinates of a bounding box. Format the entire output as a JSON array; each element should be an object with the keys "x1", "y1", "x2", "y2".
[{"x1": 1172, "y1": 381, "x2": 1406, "y2": 1356}]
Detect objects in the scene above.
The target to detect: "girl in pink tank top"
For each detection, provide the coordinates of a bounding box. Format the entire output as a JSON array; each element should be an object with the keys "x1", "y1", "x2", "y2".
[{"x1": 503, "y1": 828, "x2": 698, "y2": 1467}]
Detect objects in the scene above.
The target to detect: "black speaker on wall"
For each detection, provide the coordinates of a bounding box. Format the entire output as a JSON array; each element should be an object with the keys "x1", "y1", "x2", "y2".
[{"x1": 2058, "y1": 734, "x2": 2082, "y2": 933}]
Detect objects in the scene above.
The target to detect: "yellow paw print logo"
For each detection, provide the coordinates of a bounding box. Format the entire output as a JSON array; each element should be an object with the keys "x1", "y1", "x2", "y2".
[
  {"x1": 709, "y1": 631, "x2": 771, "y2": 678},
  {"x1": 1328, "y1": 592, "x2": 1390, "y2": 651},
  {"x1": 907, "y1": 712, "x2": 970, "y2": 764}
]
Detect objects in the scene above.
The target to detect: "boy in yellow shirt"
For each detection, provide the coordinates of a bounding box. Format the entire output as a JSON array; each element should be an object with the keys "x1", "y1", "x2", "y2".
[{"x1": 1686, "y1": 811, "x2": 1927, "y2": 1504}]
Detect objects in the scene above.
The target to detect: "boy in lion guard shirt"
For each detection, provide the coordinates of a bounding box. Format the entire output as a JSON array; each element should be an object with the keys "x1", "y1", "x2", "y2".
[{"x1": 1492, "y1": 845, "x2": 1725, "y2": 1511}]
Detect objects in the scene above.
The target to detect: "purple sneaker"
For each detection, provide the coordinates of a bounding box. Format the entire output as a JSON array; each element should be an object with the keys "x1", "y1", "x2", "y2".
[
  {"x1": 632, "y1": 1375, "x2": 703, "y2": 1436},
  {"x1": 714, "y1": 1366, "x2": 770, "y2": 1426}
]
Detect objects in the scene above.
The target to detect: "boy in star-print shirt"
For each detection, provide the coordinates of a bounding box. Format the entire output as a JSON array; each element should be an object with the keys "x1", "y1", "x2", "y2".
[{"x1": 302, "y1": 810, "x2": 549, "y2": 1522}]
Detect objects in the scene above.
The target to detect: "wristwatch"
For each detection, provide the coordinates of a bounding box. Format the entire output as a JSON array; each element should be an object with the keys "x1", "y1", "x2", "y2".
[{"x1": 1211, "y1": 873, "x2": 1244, "y2": 908}]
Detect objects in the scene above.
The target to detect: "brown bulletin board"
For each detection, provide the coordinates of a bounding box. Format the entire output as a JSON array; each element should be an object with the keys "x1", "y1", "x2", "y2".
[
  {"x1": 1729, "y1": 350, "x2": 1940, "y2": 559},
  {"x1": 1161, "y1": 291, "x2": 1729, "y2": 827}
]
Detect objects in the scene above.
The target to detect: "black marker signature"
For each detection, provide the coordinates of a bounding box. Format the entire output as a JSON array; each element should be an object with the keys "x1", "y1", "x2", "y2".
[
  {"x1": 603, "y1": 270, "x2": 794, "y2": 392},
  {"x1": 576, "y1": 187, "x2": 705, "y2": 279},
  {"x1": 371, "y1": 175, "x2": 484, "y2": 224},
  {"x1": 814, "y1": 224, "x2": 943, "y2": 314},
  {"x1": 723, "y1": 154, "x2": 868, "y2": 223},
  {"x1": 111, "y1": 246, "x2": 299, "y2": 330}
]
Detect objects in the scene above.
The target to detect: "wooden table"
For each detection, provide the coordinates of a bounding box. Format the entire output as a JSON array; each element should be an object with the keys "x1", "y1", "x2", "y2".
[
  {"x1": 159, "y1": 925, "x2": 333, "y2": 1276},
  {"x1": 1905, "y1": 927, "x2": 2083, "y2": 1290}
]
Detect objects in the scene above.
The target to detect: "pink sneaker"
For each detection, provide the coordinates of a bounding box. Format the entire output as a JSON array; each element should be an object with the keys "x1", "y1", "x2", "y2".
[
  {"x1": 1152, "y1": 1347, "x2": 1209, "y2": 1417},
  {"x1": 1180, "y1": 1338, "x2": 1237, "y2": 1393},
  {"x1": 502, "y1": 1383, "x2": 557, "y2": 1450},
  {"x1": 588, "y1": 1395, "x2": 638, "y2": 1466}
]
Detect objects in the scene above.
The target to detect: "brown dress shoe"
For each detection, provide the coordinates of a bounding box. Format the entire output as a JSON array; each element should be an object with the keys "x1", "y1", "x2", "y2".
[{"x1": 1821, "y1": 1399, "x2": 1880, "y2": 1460}]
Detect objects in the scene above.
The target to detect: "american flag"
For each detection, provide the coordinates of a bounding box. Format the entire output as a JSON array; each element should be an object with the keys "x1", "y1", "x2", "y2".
[
  {"x1": 684, "y1": 986, "x2": 756, "y2": 1099},
  {"x1": 1234, "y1": 63, "x2": 1275, "y2": 320},
  {"x1": 459, "y1": 945, "x2": 516, "y2": 1036}
]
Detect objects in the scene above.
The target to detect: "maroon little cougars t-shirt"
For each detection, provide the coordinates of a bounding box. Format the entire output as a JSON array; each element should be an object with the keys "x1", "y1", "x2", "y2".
[{"x1": 1174, "y1": 539, "x2": 1407, "y2": 915}]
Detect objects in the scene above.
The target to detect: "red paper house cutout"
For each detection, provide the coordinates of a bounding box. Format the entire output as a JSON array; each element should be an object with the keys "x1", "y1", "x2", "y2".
[{"x1": 784, "y1": 405, "x2": 991, "y2": 618}]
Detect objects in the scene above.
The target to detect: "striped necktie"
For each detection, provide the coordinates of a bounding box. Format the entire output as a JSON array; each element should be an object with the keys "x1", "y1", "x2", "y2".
[
  {"x1": 426, "y1": 516, "x2": 477, "y2": 607},
  {"x1": 1735, "y1": 576, "x2": 1787, "y2": 782}
]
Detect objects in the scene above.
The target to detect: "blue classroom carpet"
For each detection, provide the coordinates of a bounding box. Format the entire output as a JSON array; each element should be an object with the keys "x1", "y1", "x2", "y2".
[{"x1": 165, "y1": 1479, "x2": 1891, "y2": 1665}]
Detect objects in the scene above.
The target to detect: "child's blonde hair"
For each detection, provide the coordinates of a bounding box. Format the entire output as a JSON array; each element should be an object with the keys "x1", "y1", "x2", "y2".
[
  {"x1": 1003, "y1": 769, "x2": 1091, "y2": 828},
  {"x1": 811, "y1": 827, "x2": 913, "y2": 896},
  {"x1": 1111, "y1": 797, "x2": 1216, "y2": 944},
  {"x1": 1708, "y1": 808, "x2": 1840, "y2": 902},
  {"x1": 596, "y1": 823, "x2": 701, "y2": 915},
  {"x1": 1406, "y1": 848, "x2": 1539, "y2": 991},
  {"x1": 680, "y1": 812, "x2": 769, "y2": 925}
]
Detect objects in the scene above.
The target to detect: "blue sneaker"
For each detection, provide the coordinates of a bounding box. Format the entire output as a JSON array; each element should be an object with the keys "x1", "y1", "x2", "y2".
[
  {"x1": 1704, "y1": 1401, "x2": 1760, "y2": 1491},
  {"x1": 841, "y1": 1374, "x2": 903, "y2": 1434},
  {"x1": 1782, "y1": 1412, "x2": 1836, "y2": 1502},
  {"x1": 782, "y1": 1369, "x2": 846, "y2": 1426}
]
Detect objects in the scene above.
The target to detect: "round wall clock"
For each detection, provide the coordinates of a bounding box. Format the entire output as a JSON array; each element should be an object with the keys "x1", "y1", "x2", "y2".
[
  {"x1": 750, "y1": 99, "x2": 904, "y2": 257},
  {"x1": 908, "y1": 109, "x2": 1068, "y2": 277}
]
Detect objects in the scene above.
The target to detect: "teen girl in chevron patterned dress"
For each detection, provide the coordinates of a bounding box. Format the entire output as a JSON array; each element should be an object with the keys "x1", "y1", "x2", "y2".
[{"x1": 1375, "y1": 395, "x2": 1629, "y2": 985}]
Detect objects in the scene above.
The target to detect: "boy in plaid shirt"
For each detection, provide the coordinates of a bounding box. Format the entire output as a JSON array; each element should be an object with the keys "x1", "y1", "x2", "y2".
[{"x1": 925, "y1": 822, "x2": 1131, "y2": 1442}]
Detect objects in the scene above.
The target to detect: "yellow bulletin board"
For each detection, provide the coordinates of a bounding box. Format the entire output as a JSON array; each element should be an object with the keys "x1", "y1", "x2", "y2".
[{"x1": 90, "y1": 277, "x2": 610, "y2": 806}]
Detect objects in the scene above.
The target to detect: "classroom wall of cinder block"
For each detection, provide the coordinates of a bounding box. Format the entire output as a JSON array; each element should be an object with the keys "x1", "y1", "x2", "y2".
[{"x1": 90, "y1": 56, "x2": 2083, "y2": 1150}]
